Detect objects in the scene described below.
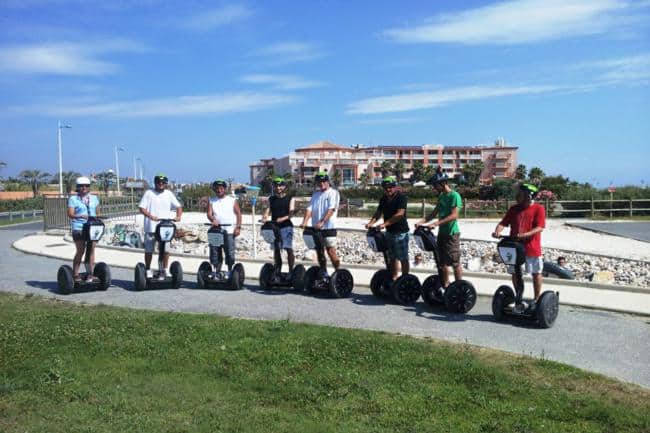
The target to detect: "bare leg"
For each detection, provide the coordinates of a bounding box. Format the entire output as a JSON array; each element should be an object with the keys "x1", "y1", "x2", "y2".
[
  {"x1": 145, "y1": 253, "x2": 153, "y2": 269},
  {"x1": 73, "y1": 240, "x2": 86, "y2": 279},
  {"x1": 163, "y1": 252, "x2": 170, "y2": 270},
  {"x1": 532, "y1": 273, "x2": 542, "y2": 300},
  {"x1": 453, "y1": 264, "x2": 463, "y2": 282},
  {"x1": 440, "y1": 266, "x2": 450, "y2": 288},
  {"x1": 400, "y1": 259, "x2": 410, "y2": 277},
  {"x1": 83, "y1": 241, "x2": 96, "y2": 280},
  {"x1": 390, "y1": 258, "x2": 399, "y2": 280},
  {"x1": 316, "y1": 248, "x2": 328, "y2": 271},
  {"x1": 286, "y1": 249, "x2": 295, "y2": 271},
  {"x1": 326, "y1": 247, "x2": 340, "y2": 270}
]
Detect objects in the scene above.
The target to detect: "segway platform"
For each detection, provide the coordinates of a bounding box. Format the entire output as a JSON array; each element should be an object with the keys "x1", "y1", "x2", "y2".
[
  {"x1": 302, "y1": 227, "x2": 354, "y2": 298},
  {"x1": 196, "y1": 225, "x2": 245, "y2": 290},
  {"x1": 413, "y1": 226, "x2": 477, "y2": 313},
  {"x1": 258, "y1": 221, "x2": 305, "y2": 290},
  {"x1": 134, "y1": 220, "x2": 183, "y2": 290}
]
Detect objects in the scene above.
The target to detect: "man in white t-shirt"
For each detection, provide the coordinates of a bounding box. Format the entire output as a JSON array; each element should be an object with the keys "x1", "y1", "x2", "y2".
[
  {"x1": 138, "y1": 173, "x2": 183, "y2": 279},
  {"x1": 300, "y1": 172, "x2": 341, "y2": 272},
  {"x1": 206, "y1": 179, "x2": 242, "y2": 275}
]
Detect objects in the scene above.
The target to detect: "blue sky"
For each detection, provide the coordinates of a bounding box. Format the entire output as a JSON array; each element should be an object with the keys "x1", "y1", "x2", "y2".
[{"x1": 0, "y1": 0, "x2": 648, "y2": 186}]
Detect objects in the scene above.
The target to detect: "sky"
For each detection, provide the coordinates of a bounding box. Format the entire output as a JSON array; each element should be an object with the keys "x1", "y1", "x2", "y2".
[{"x1": 0, "y1": 0, "x2": 648, "y2": 187}]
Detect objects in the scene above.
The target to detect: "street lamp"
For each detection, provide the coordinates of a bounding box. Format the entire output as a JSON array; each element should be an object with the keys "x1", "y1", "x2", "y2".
[
  {"x1": 135, "y1": 157, "x2": 143, "y2": 180},
  {"x1": 57, "y1": 121, "x2": 72, "y2": 195},
  {"x1": 114, "y1": 145, "x2": 125, "y2": 193}
]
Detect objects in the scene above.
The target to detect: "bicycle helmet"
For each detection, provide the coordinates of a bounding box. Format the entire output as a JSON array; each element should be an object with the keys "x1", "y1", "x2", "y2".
[
  {"x1": 272, "y1": 177, "x2": 286, "y2": 186},
  {"x1": 427, "y1": 170, "x2": 449, "y2": 186},
  {"x1": 314, "y1": 171, "x2": 329, "y2": 182},
  {"x1": 212, "y1": 179, "x2": 228, "y2": 189},
  {"x1": 75, "y1": 176, "x2": 91, "y2": 186},
  {"x1": 154, "y1": 173, "x2": 168, "y2": 184},
  {"x1": 381, "y1": 176, "x2": 397, "y2": 188},
  {"x1": 519, "y1": 183, "x2": 539, "y2": 199}
]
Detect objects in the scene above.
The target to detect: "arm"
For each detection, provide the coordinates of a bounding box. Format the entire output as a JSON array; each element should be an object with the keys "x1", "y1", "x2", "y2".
[
  {"x1": 233, "y1": 201, "x2": 242, "y2": 237},
  {"x1": 276, "y1": 197, "x2": 296, "y2": 224},
  {"x1": 492, "y1": 223, "x2": 507, "y2": 238},
  {"x1": 518, "y1": 206, "x2": 545, "y2": 240},
  {"x1": 380, "y1": 209, "x2": 405, "y2": 229},
  {"x1": 262, "y1": 207, "x2": 270, "y2": 223},
  {"x1": 415, "y1": 206, "x2": 438, "y2": 228},
  {"x1": 175, "y1": 207, "x2": 183, "y2": 222},
  {"x1": 430, "y1": 207, "x2": 458, "y2": 228},
  {"x1": 139, "y1": 206, "x2": 159, "y2": 222},
  {"x1": 207, "y1": 203, "x2": 219, "y2": 226},
  {"x1": 365, "y1": 203, "x2": 383, "y2": 229},
  {"x1": 315, "y1": 208, "x2": 335, "y2": 230}
]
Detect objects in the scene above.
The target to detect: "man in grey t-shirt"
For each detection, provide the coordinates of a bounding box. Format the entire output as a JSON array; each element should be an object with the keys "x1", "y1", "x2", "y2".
[{"x1": 300, "y1": 172, "x2": 341, "y2": 272}]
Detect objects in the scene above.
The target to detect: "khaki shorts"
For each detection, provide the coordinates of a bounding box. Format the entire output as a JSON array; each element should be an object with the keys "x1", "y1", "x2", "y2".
[
  {"x1": 144, "y1": 233, "x2": 157, "y2": 253},
  {"x1": 508, "y1": 256, "x2": 543, "y2": 275},
  {"x1": 437, "y1": 233, "x2": 460, "y2": 267},
  {"x1": 321, "y1": 229, "x2": 337, "y2": 248}
]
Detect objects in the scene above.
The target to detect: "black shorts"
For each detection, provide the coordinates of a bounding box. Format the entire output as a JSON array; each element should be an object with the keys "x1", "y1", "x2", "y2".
[{"x1": 72, "y1": 230, "x2": 84, "y2": 241}]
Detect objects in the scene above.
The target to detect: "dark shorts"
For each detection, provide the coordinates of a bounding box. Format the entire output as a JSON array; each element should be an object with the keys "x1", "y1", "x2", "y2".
[
  {"x1": 72, "y1": 230, "x2": 84, "y2": 241},
  {"x1": 437, "y1": 233, "x2": 460, "y2": 267},
  {"x1": 385, "y1": 231, "x2": 409, "y2": 262}
]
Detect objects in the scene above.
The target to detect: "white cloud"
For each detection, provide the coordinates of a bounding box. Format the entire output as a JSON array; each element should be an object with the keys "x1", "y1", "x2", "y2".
[
  {"x1": 346, "y1": 85, "x2": 559, "y2": 114},
  {"x1": 0, "y1": 39, "x2": 146, "y2": 76},
  {"x1": 384, "y1": 0, "x2": 639, "y2": 45},
  {"x1": 253, "y1": 41, "x2": 324, "y2": 64},
  {"x1": 578, "y1": 54, "x2": 650, "y2": 84},
  {"x1": 357, "y1": 117, "x2": 422, "y2": 125},
  {"x1": 181, "y1": 4, "x2": 253, "y2": 31},
  {"x1": 10, "y1": 92, "x2": 296, "y2": 117},
  {"x1": 240, "y1": 74, "x2": 324, "y2": 90}
]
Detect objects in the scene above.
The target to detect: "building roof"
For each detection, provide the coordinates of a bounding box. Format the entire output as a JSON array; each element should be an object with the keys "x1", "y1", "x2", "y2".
[{"x1": 295, "y1": 140, "x2": 348, "y2": 151}]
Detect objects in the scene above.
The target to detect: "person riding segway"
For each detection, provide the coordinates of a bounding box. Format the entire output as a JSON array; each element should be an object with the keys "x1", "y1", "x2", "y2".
[
  {"x1": 491, "y1": 183, "x2": 559, "y2": 328},
  {"x1": 196, "y1": 179, "x2": 245, "y2": 290},
  {"x1": 57, "y1": 177, "x2": 111, "y2": 294},
  {"x1": 259, "y1": 177, "x2": 305, "y2": 290},
  {"x1": 299, "y1": 172, "x2": 353, "y2": 298},
  {"x1": 365, "y1": 176, "x2": 421, "y2": 305},
  {"x1": 134, "y1": 173, "x2": 183, "y2": 290},
  {"x1": 414, "y1": 169, "x2": 477, "y2": 313}
]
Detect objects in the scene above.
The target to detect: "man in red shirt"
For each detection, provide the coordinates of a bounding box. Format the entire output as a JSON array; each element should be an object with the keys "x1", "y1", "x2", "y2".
[{"x1": 492, "y1": 183, "x2": 546, "y2": 303}]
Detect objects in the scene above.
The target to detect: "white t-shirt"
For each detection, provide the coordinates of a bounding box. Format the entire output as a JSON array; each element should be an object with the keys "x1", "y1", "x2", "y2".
[
  {"x1": 309, "y1": 188, "x2": 339, "y2": 230},
  {"x1": 210, "y1": 195, "x2": 237, "y2": 234},
  {"x1": 139, "y1": 189, "x2": 182, "y2": 233}
]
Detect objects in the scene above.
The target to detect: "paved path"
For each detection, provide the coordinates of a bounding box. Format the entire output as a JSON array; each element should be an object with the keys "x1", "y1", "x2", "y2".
[
  {"x1": 2, "y1": 223, "x2": 650, "y2": 388},
  {"x1": 568, "y1": 221, "x2": 650, "y2": 243}
]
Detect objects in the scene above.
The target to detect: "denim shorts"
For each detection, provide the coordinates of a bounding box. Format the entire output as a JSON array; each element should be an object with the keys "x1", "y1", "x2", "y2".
[{"x1": 385, "y1": 231, "x2": 409, "y2": 261}]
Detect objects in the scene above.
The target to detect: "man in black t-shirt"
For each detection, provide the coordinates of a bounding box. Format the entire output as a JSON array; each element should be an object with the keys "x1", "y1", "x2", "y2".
[
  {"x1": 262, "y1": 177, "x2": 296, "y2": 271},
  {"x1": 365, "y1": 176, "x2": 410, "y2": 281}
]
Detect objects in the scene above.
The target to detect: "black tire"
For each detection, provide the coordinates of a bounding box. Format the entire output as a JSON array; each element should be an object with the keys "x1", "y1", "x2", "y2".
[
  {"x1": 93, "y1": 262, "x2": 111, "y2": 291},
  {"x1": 291, "y1": 265, "x2": 306, "y2": 291},
  {"x1": 444, "y1": 280, "x2": 477, "y2": 313},
  {"x1": 536, "y1": 291, "x2": 559, "y2": 328},
  {"x1": 370, "y1": 269, "x2": 391, "y2": 299},
  {"x1": 134, "y1": 263, "x2": 147, "y2": 291},
  {"x1": 231, "y1": 264, "x2": 245, "y2": 290},
  {"x1": 492, "y1": 285, "x2": 515, "y2": 322},
  {"x1": 303, "y1": 266, "x2": 320, "y2": 294},
  {"x1": 170, "y1": 261, "x2": 183, "y2": 289},
  {"x1": 421, "y1": 275, "x2": 444, "y2": 307},
  {"x1": 259, "y1": 263, "x2": 275, "y2": 290},
  {"x1": 57, "y1": 265, "x2": 74, "y2": 295},
  {"x1": 329, "y1": 269, "x2": 354, "y2": 298},
  {"x1": 197, "y1": 261, "x2": 211, "y2": 289},
  {"x1": 392, "y1": 274, "x2": 421, "y2": 306}
]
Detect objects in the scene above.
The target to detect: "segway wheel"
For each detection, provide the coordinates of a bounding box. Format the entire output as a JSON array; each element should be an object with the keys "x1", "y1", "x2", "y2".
[
  {"x1": 93, "y1": 262, "x2": 111, "y2": 291},
  {"x1": 392, "y1": 274, "x2": 421, "y2": 306},
  {"x1": 134, "y1": 263, "x2": 147, "y2": 291},
  {"x1": 536, "y1": 291, "x2": 559, "y2": 329},
  {"x1": 492, "y1": 285, "x2": 515, "y2": 322},
  {"x1": 57, "y1": 265, "x2": 75, "y2": 295},
  {"x1": 290, "y1": 265, "x2": 306, "y2": 291},
  {"x1": 329, "y1": 269, "x2": 354, "y2": 298},
  {"x1": 259, "y1": 263, "x2": 275, "y2": 290},
  {"x1": 421, "y1": 275, "x2": 444, "y2": 307},
  {"x1": 197, "y1": 261, "x2": 211, "y2": 289},
  {"x1": 370, "y1": 269, "x2": 391, "y2": 299},
  {"x1": 170, "y1": 261, "x2": 183, "y2": 289},
  {"x1": 232, "y1": 263, "x2": 246, "y2": 290},
  {"x1": 444, "y1": 280, "x2": 477, "y2": 313},
  {"x1": 303, "y1": 266, "x2": 320, "y2": 294}
]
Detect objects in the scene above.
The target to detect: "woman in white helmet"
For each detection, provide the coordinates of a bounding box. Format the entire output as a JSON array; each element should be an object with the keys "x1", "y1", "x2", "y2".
[{"x1": 67, "y1": 176, "x2": 100, "y2": 282}]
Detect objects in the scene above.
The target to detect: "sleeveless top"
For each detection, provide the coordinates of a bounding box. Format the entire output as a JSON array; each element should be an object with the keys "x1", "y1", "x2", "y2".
[{"x1": 269, "y1": 195, "x2": 293, "y2": 228}]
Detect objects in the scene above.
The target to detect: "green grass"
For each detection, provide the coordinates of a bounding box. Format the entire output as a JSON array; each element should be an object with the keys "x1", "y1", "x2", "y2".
[
  {"x1": 0, "y1": 216, "x2": 42, "y2": 227},
  {"x1": 1, "y1": 293, "x2": 648, "y2": 433}
]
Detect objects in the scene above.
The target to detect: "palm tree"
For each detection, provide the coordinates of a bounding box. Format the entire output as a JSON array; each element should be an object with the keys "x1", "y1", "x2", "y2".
[
  {"x1": 94, "y1": 171, "x2": 115, "y2": 193},
  {"x1": 410, "y1": 161, "x2": 425, "y2": 183},
  {"x1": 54, "y1": 171, "x2": 81, "y2": 194},
  {"x1": 19, "y1": 169, "x2": 51, "y2": 195},
  {"x1": 332, "y1": 169, "x2": 343, "y2": 188},
  {"x1": 358, "y1": 169, "x2": 370, "y2": 188},
  {"x1": 462, "y1": 161, "x2": 485, "y2": 187},
  {"x1": 260, "y1": 167, "x2": 276, "y2": 194},
  {"x1": 515, "y1": 164, "x2": 527, "y2": 180},
  {"x1": 528, "y1": 167, "x2": 546, "y2": 185},
  {"x1": 380, "y1": 160, "x2": 393, "y2": 177},
  {"x1": 393, "y1": 160, "x2": 406, "y2": 182}
]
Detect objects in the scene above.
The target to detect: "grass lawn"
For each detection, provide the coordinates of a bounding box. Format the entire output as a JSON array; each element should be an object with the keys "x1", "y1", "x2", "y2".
[
  {"x1": 0, "y1": 217, "x2": 42, "y2": 227},
  {"x1": 1, "y1": 293, "x2": 648, "y2": 433}
]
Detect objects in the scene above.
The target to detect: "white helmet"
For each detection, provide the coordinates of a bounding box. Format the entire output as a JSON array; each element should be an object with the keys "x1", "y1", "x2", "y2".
[{"x1": 76, "y1": 176, "x2": 91, "y2": 186}]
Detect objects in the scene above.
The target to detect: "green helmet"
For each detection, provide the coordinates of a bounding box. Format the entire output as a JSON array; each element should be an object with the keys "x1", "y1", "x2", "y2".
[
  {"x1": 154, "y1": 173, "x2": 168, "y2": 184},
  {"x1": 381, "y1": 176, "x2": 397, "y2": 187},
  {"x1": 272, "y1": 177, "x2": 286, "y2": 186},
  {"x1": 212, "y1": 179, "x2": 228, "y2": 189},
  {"x1": 314, "y1": 171, "x2": 329, "y2": 182},
  {"x1": 520, "y1": 183, "x2": 539, "y2": 198}
]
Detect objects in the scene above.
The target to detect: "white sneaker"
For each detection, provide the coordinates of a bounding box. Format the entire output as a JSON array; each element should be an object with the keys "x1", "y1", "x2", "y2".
[
  {"x1": 158, "y1": 270, "x2": 166, "y2": 281},
  {"x1": 146, "y1": 269, "x2": 153, "y2": 279}
]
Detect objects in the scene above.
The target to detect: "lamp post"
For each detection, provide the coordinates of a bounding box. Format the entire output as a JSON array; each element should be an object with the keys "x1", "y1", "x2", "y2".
[
  {"x1": 136, "y1": 157, "x2": 143, "y2": 180},
  {"x1": 114, "y1": 146, "x2": 125, "y2": 194},
  {"x1": 57, "y1": 121, "x2": 72, "y2": 195}
]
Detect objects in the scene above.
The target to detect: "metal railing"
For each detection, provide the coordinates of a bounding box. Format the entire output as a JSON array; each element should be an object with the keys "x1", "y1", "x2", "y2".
[
  {"x1": 0, "y1": 209, "x2": 43, "y2": 223},
  {"x1": 43, "y1": 195, "x2": 141, "y2": 231}
]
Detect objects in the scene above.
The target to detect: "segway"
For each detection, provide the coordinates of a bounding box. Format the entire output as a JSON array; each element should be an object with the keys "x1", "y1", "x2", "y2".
[
  {"x1": 367, "y1": 227, "x2": 421, "y2": 305},
  {"x1": 301, "y1": 227, "x2": 354, "y2": 298},
  {"x1": 492, "y1": 236, "x2": 559, "y2": 328},
  {"x1": 413, "y1": 226, "x2": 477, "y2": 313},
  {"x1": 258, "y1": 221, "x2": 305, "y2": 290},
  {"x1": 57, "y1": 217, "x2": 111, "y2": 294},
  {"x1": 196, "y1": 224, "x2": 245, "y2": 290},
  {"x1": 134, "y1": 219, "x2": 183, "y2": 290}
]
